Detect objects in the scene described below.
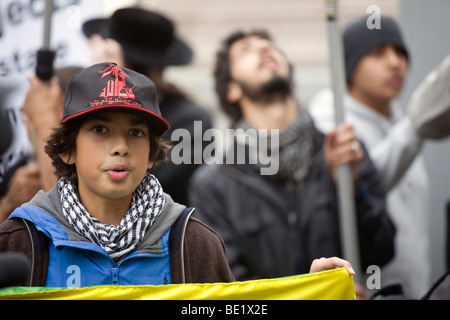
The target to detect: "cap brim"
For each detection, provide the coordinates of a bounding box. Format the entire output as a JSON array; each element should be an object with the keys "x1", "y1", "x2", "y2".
[{"x1": 61, "y1": 104, "x2": 170, "y2": 136}]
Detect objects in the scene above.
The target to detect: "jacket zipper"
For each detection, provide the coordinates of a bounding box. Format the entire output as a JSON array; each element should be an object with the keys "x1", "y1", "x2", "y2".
[
  {"x1": 21, "y1": 218, "x2": 35, "y2": 286},
  {"x1": 180, "y1": 208, "x2": 195, "y2": 284},
  {"x1": 111, "y1": 267, "x2": 119, "y2": 285},
  {"x1": 107, "y1": 251, "x2": 172, "y2": 285}
]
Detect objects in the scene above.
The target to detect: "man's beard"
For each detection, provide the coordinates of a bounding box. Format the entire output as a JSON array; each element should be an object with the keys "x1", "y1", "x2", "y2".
[{"x1": 237, "y1": 74, "x2": 293, "y2": 104}]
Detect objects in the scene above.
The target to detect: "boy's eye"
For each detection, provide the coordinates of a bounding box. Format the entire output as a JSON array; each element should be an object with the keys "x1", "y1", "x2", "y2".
[
  {"x1": 130, "y1": 129, "x2": 145, "y2": 137},
  {"x1": 92, "y1": 126, "x2": 107, "y2": 134}
]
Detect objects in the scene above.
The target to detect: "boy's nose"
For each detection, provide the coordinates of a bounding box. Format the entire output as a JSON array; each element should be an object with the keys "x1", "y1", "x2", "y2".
[{"x1": 110, "y1": 135, "x2": 129, "y2": 156}]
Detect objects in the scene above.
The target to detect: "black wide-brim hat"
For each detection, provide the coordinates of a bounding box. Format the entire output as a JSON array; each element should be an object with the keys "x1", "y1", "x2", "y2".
[
  {"x1": 62, "y1": 62, "x2": 170, "y2": 136},
  {"x1": 82, "y1": 7, "x2": 193, "y2": 67}
]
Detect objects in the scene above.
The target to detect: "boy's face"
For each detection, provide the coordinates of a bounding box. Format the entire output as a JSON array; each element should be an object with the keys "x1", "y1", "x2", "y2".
[
  {"x1": 61, "y1": 110, "x2": 153, "y2": 204},
  {"x1": 350, "y1": 44, "x2": 408, "y2": 102}
]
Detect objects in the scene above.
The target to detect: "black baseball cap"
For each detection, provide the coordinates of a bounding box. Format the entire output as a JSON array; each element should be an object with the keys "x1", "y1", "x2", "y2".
[{"x1": 62, "y1": 62, "x2": 170, "y2": 136}]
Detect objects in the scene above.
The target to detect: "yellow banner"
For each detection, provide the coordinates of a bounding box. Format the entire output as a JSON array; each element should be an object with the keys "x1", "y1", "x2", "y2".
[{"x1": 0, "y1": 268, "x2": 355, "y2": 300}]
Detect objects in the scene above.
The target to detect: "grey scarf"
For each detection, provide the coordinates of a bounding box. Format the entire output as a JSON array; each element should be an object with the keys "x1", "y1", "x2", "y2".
[
  {"x1": 236, "y1": 108, "x2": 315, "y2": 182},
  {"x1": 58, "y1": 172, "x2": 165, "y2": 261}
]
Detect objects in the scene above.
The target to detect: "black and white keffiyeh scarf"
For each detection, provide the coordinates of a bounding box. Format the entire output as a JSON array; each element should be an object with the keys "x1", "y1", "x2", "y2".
[{"x1": 58, "y1": 172, "x2": 165, "y2": 261}]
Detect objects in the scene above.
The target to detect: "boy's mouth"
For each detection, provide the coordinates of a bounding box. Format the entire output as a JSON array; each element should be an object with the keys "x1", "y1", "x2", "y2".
[{"x1": 106, "y1": 165, "x2": 130, "y2": 180}]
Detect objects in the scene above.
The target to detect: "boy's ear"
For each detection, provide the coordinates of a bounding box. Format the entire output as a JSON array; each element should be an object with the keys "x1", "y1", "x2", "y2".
[
  {"x1": 59, "y1": 152, "x2": 75, "y2": 165},
  {"x1": 226, "y1": 82, "x2": 243, "y2": 103},
  {"x1": 147, "y1": 160, "x2": 154, "y2": 170}
]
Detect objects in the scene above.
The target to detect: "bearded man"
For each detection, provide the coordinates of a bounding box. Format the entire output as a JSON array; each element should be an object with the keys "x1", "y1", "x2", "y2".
[{"x1": 188, "y1": 30, "x2": 395, "y2": 292}]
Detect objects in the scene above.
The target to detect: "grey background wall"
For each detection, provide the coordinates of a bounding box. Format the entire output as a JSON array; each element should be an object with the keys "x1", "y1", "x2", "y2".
[{"x1": 397, "y1": 0, "x2": 450, "y2": 286}]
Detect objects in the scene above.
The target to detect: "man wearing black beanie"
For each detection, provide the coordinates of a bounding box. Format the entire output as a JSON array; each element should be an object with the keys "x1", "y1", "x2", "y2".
[
  {"x1": 309, "y1": 16, "x2": 430, "y2": 299},
  {"x1": 343, "y1": 16, "x2": 409, "y2": 86}
]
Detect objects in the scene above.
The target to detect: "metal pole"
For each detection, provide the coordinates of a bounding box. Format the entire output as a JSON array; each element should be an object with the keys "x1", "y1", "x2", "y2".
[
  {"x1": 42, "y1": 0, "x2": 54, "y2": 50},
  {"x1": 36, "y1": 0, "x2": 55, "y2": 81},
  {"x1": 325, "y1": 0, "x2": 362, "y2": 283}
]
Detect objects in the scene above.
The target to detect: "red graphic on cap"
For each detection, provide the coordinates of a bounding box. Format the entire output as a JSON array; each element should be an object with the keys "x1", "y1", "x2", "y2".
[
  {"x1": 89, "y1": 64, "x2": 142, "y2": 109},
  {"x1": 99, "y1": 64, "x2": 136, "y2": 100}
]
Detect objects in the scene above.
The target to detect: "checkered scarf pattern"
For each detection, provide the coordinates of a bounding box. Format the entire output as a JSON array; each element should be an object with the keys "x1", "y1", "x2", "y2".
[{"x1": 58, "y1": 172, "x2": 165, "y2": 261}]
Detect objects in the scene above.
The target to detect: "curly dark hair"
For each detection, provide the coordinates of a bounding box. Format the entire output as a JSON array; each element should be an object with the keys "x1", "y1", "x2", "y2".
[
  {"x1": 45, "y1": 114, "x2": 171, "y2": 185},
  {"x1": 213, "y1": 29, "x2": 272, "y2": 127}
]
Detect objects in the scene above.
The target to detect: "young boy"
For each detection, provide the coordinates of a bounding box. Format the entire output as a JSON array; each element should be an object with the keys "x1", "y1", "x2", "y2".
[
  {"x1": 0, "y1": 62, "x2": 234, "y2": 287},
  {"x1": 0, "y1": 62, "x2": 353, "y2": 289}
]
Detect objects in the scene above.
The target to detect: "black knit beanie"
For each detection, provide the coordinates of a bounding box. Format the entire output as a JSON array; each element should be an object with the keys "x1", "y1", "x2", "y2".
[{"x1": 343, "y1": 16, "x2": 409, "y2": 85}]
